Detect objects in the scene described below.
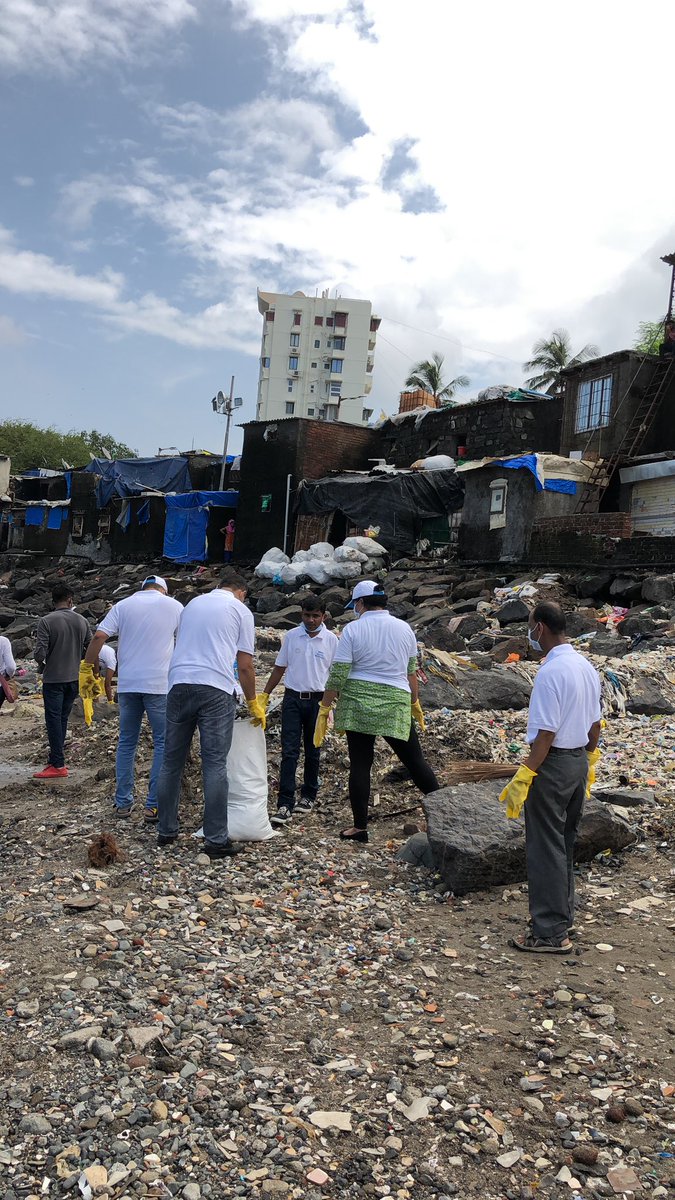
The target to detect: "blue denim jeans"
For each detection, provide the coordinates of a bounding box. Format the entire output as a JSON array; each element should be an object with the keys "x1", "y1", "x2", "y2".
[
  {"x1": 42, "y1": 681, "x2": 79, "y2": 768},
  {"x1": 114, "y1": 692, "x2": 167, "y2": 811},
  {"x1": 278, "y1": 691, "x2": 322, "y2": 811},
  {"x1": 156, "y1": 684, "x2": 236, "y2": 846}
]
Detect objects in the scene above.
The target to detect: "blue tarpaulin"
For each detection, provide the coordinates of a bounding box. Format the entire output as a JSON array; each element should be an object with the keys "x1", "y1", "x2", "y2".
[
  {"x1": 490, "y1": 454, "x2": 543, "y2": 489},
  {"x1": 83, "y1": 457, "x2": 193, "y2": 508},
  {"x1": 163, "y1": 491, "x2": 238, "y2": 564},
  {"x1": 25, "y1": 506, "x2": 45, "y2": 526},
  {"x1": 137, "y1": 500, "x2": 150, "y2": 525},
  {"x1": 47, "y1": 506, "x2": 67, "y2": 529},
  {"x1": 544, "y1": 478, "x2": 577, "y2": 494}
]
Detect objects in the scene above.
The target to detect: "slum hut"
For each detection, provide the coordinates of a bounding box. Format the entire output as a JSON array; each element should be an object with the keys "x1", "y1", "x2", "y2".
[
  {"x1": 456, "y1": 454, "x2": 598, "y2": 563},
  {"x1": 294, "y1": 467, "x2": 465, "y2": 559}
]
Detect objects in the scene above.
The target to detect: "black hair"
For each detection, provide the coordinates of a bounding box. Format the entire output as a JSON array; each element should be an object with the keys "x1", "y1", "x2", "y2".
[
  {"x1": 220, "y1": 568, "x2": 248, "y2": 591},
  {"x1": 301, "y1": 594, "x2": 325, "y2": 613},
  {"x1": 52, "y1": 584, "x2": 73, "y2": 606},
  {"x1": 532, "y1": 601, "x2": 566, "y2": 634},
  {"x1": 360, "y1": 592, "x2": 388, "y2": 610}
]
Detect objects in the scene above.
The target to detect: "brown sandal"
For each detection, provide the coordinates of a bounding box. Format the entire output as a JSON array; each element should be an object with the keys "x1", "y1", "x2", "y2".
[{"x1": 510, "y1": 933, "x2": 573, "y2": 955}]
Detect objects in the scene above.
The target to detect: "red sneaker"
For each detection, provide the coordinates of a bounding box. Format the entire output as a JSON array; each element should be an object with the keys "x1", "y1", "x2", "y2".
[{"x1": 33, "y1": 765, "x2": 68, "y2": 779}]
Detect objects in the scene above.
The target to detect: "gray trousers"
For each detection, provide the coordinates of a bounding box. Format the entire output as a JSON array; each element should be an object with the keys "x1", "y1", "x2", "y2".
[
  {"x1": 524, "y1": 748, "x2": 587, "y2": 940},
  {"x1": 157, "y1": 684, "x2": 236, "y2": 847}
]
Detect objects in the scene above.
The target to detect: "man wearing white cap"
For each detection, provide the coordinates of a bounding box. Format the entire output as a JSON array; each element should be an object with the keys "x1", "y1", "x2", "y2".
[
  {"x1": 314, "y1": 580, "x2": 439, "y2": 842},
  {"x1": 85, "y1": 575, "x2": 182, "y2": 819}
]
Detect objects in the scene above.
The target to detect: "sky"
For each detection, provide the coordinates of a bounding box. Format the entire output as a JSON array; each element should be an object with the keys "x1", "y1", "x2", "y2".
[{"x1": 1, "y1": 0, "x2": 674, "y2": 457}]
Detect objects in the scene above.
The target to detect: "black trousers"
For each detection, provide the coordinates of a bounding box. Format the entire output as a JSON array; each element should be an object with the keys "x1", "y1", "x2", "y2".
[
  {"x1": 345, "y1": 726, "x2": 439, "y2": 828},
  {"x1": 524, "y1": 747, "x2": 587, "y2": 940},
  {"x1": 42, "y1": 680, "x2": 79, "y2": 768},
  {"x1": 278, "y1": 691, "x2": 322, "y2": 811}
]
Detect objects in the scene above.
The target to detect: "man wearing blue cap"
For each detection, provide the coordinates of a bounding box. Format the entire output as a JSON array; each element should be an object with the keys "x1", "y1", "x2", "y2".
[{"x1": 85, "y1": 576, "x2": 183, "y2": 820}]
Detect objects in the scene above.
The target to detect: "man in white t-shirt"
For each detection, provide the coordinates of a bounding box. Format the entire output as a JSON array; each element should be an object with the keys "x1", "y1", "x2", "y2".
[
  {"x1": 500, "y1": 601, "x2": 602, "y2": 955},
  {"x1": 85, "y1": 576, "x2": 182, "y2": 819},
  {"x1": 261, "y1": 595, "x2": 338, "y2": 827},
  {"x1": 98, "y1": 642, "x2": 117, "y2": 703},
  {"x1": 156, "y1": 568, "x2": 267, "y2": 860}
]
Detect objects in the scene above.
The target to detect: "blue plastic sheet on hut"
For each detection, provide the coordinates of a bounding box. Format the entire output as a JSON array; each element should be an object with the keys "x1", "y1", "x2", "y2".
[
  {"x1": 83, "y1": 456, "x2": 192, "y2": 508},
  {"x1": 163, "y1": 491, "x2": 238, "y2": 564},
  {"x1": 25, "y1": 507, "x2": 45, "y2": 526},
  {"x1": 47, "y1": 506, "x2": 67, "y2": 529},
  {"x1": 137, "y1": 500, "x2": 151, "y2": 526}
]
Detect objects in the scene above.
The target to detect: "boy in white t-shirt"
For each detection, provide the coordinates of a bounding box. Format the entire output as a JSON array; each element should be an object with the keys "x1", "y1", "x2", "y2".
[{"x1": 261, "y1": 596, "x2": 338, "y2": 827}]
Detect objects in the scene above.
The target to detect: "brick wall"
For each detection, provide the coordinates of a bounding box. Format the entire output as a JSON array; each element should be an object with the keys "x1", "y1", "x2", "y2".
[
  {"x1": 301, "y1": 421, "x2": 377, "y2": 479},
  {"x1": 532, "y1": 513, "x2": 633, "y2": 538},
  {"x1": 560, "y1": 351, "x2": 675, "y2": 458}
]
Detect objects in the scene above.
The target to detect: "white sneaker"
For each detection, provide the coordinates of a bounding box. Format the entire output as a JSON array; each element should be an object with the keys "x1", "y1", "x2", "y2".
[{"x1": 271, "y1": 806, "x2": 293, "y2": 826}]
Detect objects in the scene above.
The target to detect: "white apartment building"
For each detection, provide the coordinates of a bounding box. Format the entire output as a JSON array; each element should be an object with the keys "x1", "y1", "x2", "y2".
[{"x1": 256, "y1": 289, "x2": 380, "y2": 424}]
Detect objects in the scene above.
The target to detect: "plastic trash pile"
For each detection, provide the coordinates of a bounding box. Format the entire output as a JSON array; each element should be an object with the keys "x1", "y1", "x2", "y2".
[{"x1": 254, "y1": 536, "x2": 389, "y2": 587}]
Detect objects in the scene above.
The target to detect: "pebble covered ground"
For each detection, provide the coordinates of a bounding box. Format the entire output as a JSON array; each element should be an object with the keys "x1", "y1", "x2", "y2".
[{"x1": 1, "y1": 649, "x2": 675, "y2": 1200}]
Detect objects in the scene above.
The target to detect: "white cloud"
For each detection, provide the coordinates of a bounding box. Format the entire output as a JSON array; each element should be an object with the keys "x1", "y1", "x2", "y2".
[
  {"x1": 0, "y1": 0, "x2": 195, "y2": 73},
  {"x1": 13, "y1": 175, "x2": 34, "y2": 188}
]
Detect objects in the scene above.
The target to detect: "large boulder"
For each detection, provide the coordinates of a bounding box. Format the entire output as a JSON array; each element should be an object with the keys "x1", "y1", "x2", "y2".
[
  {"x1": 422, "y1": 782, "x2": 635, "y2": 895},
  {"x1": 255, "y1": 589, "x2": 286, "y2": 615},
  {"x1": 256, "y1": 605, "x2": 303, "y2": 630},
  {"x1": 3, "y1": 618, "x2": 35, "y2": 639},
  {"x1": 609, "y1": 576, "x2": 644, "y2": 604},
  {"x1": 642, "y1": 575, "x2": 674, "y2": 606},
  {"x1": 452, "y1": 578, "x2": 498, "y2": 601},
  {"x1": 420, "y1": 666, "x2": 532, "y2": 711},
  {"x1": 422, "y1": 621, "x2": 468, "y2": 653},
  {"x1": 574, "y1": 573, "x2": 612, "y2": 600},
  {"x1": 564, "y1": 610, "x2": 602, "y2": 638},
  {"x1": 586, "y1": 633, "x2": 630, "y2": 658},
  {"x1": 12, "y1": 575, "x2": 42, "y2": 601},
  {"x1": 626, "y1": 674, "x2": 675, "y2": 716},
  {"x1": 496, "y1": 599, "x2": 530, "y2": 627}
]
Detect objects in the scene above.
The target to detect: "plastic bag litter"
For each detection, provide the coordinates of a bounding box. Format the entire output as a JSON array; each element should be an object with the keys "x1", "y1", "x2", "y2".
[
  {"x1": 410, "y1": 454, "x2": 455, "y2": 471},
  {"x1": 279, "y1": 563, "x2": 306, "y2": 585},
  {"x1": 291, "y1": 549, "x2": 311, "y2": 563},
  {"x1": 302, "y1": 559, "x2": 336, "y2": 585},
  {"x1": 254, "y1": 547, "x2": 290, "y2": 579},
  {"x1": 193, "y1": 721, "x2": 274, "y2": 841},
  {"x1": 494, "y1": 582, "x2": 538, "y2": 601},
  {"x1": 260, "y1": 547, "x2": 289, "y2": 563},
  {"x1": 343, "y1": 536, "x2": 388, "y2": 557},
  {"x1": 328, "y1": 561, "x2": 362, "y2": 581},
  {"x1": 334, "y1": 545, "x2": 368, "y2": 563},
  {"x1": 309, "y1": 542, "x2": 334, "y2": 559}
]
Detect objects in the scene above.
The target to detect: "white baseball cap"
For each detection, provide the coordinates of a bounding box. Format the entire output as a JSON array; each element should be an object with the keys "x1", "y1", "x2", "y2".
[
  {"x1": 142, "y1": 575, "x2": 168, "y2": 592},
  {"x1": 345, "y1": 580, "x2": 386, "y2": 609}
]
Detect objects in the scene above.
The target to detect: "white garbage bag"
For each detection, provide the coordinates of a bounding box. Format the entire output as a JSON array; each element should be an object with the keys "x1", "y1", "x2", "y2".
[
  {"x1": 343, "y1": 536, "x2": 388, "y2": 557},
  {"x1": 254, "y1": 560, "x2": 278, "y2": 580},
  {"x1": 328, "y1": 561, "x2": 362, "y2": 581},
  {"x1": 308, "y1": 541, "x2": 335, "y2": 559},
  {"x1": 279, "y1": 562, "x2": 305, "y2": 585},
  {"x1": 261, "y1": 547, "x2": 290, "y2": 563},
  {"x1": 291, "y1": 549, "x2": 311, "y2": 562},
  {"x1": 410, "y1": 454, "x2": 455, "y2": 471},
  {"x1": 302, "y1": 559, "x2": 335, "y2": 585},
  {"x1": 193, "y1": 721, "x2": 274, "y2": 842},
  {"x1": 334, "y1": 545, "x2": 368, "y2": 563}
]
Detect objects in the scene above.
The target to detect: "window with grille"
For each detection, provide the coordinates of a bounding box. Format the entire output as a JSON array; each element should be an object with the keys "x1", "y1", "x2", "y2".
[
  {"x1": 330, "y1": 358, "x2": 343, "y2": 373},
  {"x1": 289, "y1": 356, "x2": 298, "y2": 370},
  {"x1": 290, "y1": 333, "x2": 300, "y2": 347},
  {"x1": 575, "y1": 375, "x2": 613, "y2": 432},
  {"x1": 285, "y1": 401, "x2": 295, "y2": 414}
]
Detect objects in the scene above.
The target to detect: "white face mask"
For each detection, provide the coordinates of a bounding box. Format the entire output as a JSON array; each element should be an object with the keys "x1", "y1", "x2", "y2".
[{"x1": 527, "y1": 624, "x2": 543, "y2": 652}]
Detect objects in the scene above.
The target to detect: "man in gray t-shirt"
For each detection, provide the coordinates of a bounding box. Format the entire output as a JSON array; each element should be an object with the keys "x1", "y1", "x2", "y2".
[{"x1": 34, "y1": 583, "x2": 91, "y2": 779}]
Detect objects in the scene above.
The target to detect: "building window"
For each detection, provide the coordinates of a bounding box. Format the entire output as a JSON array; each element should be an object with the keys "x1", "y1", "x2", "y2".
[
  {"x1": 362, "y1": 408, "x2": 373, "y2": 422},
  {"x1": 370, "y1": 316, "x2": 380, "y2": 332},
  {"x1": 287, "y1": 379, "x2": 293, "y2": 392},
  {"x1": 332, "y1": 336, "x2": 345, "y2": 350},
  {"x1": 324, "y1": 362, "x2": 330, "y2": 370},
  {"x1": 311, "y1": 361, "x2": 317, "y2": 368},
  {"x1": 285, "y1": 401, "x2": 295, "y2": 415},
  {"x1": 313, "y1": 339, "x2": 321, "y2": 349},
  {"x1": 334, "y1": 311, "x2": 347, "y2": 327},
  {"x1": 489, "y1": 478, "x2": 507, "y2": 530},
  {"x1": 261, "y1": 356, "x2": 270, "y2": 368},
  {"x1": 266, "y1": 311, "x2": 275, "y2": 322},
  {"x1": 310, "y1": 384, "x2": 315, "y2": 393},
  {"x1": 289, "y1": 356, "x2": 299, "y2": 370},
  {"x1": 290, "y1": 332, "x2": 300, "y2": 347},
  {"x1": 314, "y1": 316, "x2": 323, "y2": 326},
  {"x1": 330, "y1": 381, "x2": 341, "y2": 396},
  {"x1": 293, "y1": 312, "x2": 301, "y2": 325},
  {"x1": 575, "y1": 375, "x2": 613, "y2": 432},
  {"x1": 326, "y1": 317, "x2": 334, "y2": 327},
  {"x1": 308, "y1": 407, "x2": 315, "y2": 416},
  {"x1": 331, "y1": 358, "x2": 343, "y2": 373}
]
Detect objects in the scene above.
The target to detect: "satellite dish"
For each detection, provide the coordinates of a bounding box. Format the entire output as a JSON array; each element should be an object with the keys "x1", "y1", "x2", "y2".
[
  {"x1": 101, "y1": 447, "x2": 113, "y2": 461},
  {"x1": 61, "y1": 459, "x2": 74, "y2": 470}
]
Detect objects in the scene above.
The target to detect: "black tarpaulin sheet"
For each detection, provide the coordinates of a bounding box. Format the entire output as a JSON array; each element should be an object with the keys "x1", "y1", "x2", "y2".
[{"x1": 295, "y1": 469, "x2": 464, "y2": 555}]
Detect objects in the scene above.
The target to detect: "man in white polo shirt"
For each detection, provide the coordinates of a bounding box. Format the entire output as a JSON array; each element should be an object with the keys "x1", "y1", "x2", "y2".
[
  {"x1": 500, "y1": 601, "x2": 602, "y2": 955},
  {"x1": 85, "y1": 575, "x2": 182, "y2": 820},
  {"x1": 261, "y1": 595, "x2": 338, "y2": 827},
  {"x1": 156, "y1": 568, "x2": 267, "y2": 859}
]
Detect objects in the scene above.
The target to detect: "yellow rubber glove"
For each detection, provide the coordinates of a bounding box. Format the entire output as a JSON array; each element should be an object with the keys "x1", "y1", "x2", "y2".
[
  {"x1": 246, "y1": 695, "x2": 267, "y2": 731},
  {"x1": 499, "y1": 765, "x2": 537, "y2": 819},
  {"x1": 586, "y1": 747, "x2": 601, "y2": 799},
  {"x1": 313, "y1": 703, "x2": 332, "y2": 748},
  {"x1": 411, "y1": 699, "x2": 426, "y2": 731},
  {"x1": 82, "y1": 697, "x2": 94, "y2": 727},
  {"x1": 259, "y1": 692, "x2": 271, "y2": 713},
  {"x1": 78, "y1": 661, "x2": 99, "y2": 701}
]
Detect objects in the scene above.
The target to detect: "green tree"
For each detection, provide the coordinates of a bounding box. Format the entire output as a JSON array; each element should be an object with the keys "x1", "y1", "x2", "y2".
[
  {"x1": 633, "y1": 319, "x2": 665, "y2": 356},
  {"x1": 0, "y1": 420, "x2": 137, "y2": 474},
  {"x1": 405, "y1": 352, "x2": 470, "y2": 406},
  {"x1": 523, "y1": 328, "x2": 599, "y2": 393}
]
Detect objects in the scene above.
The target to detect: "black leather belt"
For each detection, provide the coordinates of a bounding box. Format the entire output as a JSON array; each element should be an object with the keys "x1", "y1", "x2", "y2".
[
  {"x1": 286, "y1": 688, "x2": 323, "y2": 700},
  {"x1": 548, "y1": 746, "x2": 585, "y2": 754}
]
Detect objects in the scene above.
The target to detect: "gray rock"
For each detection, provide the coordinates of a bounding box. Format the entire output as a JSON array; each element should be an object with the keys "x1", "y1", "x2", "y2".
[
  {"x1": 255, "y1": 589, "x2": 286, "y2": 615},
  {"x1": 89, "y1": 1037, "x2": 119, "y2": 1062},
  {"x1": 422, "y1": 783, "x2": 635, "y2": 895},
  {"x1": 627, "y1": 675, "x2": 675, "y2": 716},
  {"x1": 183, "y1": 1186, "x2": 201, "y2": 1200},
  {"x1": 642, "y1": 575, "x2": 674, "y2": 605},
  {"x1": 587, "y1": 633, "x2": 630, "y2": 658},
  {"x1": 594, "y1": 787, "x2": 655, "y2": 808},
  {"x1": 20, "y1": 1114, "x2": 52, "y2": 1134},
  {"x1": 59, "y1": 1025, "x2": 104, "y2": 1048},
  {"x1": 421, "y1": 667, "x2": 532, "y2": 712},
  {"x1": 16, "y1": 999, "x2": 39, "y2": 1018},
  {"x1": 395, "y1": 832, "x2": 436, "y2": 869},
  {"x1": 496, "y1": 599, "x2": 530, "y2": 626}
]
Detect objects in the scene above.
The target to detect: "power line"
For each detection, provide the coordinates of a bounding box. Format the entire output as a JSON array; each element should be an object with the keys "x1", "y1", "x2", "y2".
[{"x1": 380, "y1": 314, "x2": 524, "y2": 368}]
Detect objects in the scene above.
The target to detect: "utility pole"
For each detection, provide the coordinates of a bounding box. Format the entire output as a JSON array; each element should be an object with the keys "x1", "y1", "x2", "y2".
[
  {"x1": 211, "y1": 377, "x2": 242, "y2": 490},
  {"x1": 660, "y1": 252, "x2": 675, "y2": 324}
]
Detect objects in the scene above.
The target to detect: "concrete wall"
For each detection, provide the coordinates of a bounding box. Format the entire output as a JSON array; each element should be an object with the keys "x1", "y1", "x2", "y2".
[
  {"x1": 560, "y1": 352, "x2": 675, "y2": 458},
  {"x1": 376, "y1": 396, "x2": 563, "y2": 468},
  {"x1": 458, "y1": 466, "x2": 582, "y2": 563},
  {"x1": 235, "y1": 418, "x2": 377, "y2": 562},
  {"x1": 0, "y1": 456, "x2": 10, "y2": 496}
]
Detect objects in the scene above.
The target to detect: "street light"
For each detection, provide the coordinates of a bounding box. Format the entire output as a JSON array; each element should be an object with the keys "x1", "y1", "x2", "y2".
[{"x1": 211, "y1": 376, "x2": 243, "y2": 490}]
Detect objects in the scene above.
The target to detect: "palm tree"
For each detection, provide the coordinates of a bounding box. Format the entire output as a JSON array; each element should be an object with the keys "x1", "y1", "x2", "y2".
[
  {"x1": 523, "y1": 328, "x2": 599, "y2": 393},
  {"x1": 405, "y1": 352, "x2": 470, "y2": 406}
]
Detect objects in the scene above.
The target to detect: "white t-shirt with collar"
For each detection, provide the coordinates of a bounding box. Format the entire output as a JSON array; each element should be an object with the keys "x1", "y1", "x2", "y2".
[
  {"x1": 98, "y1": 643, "x2": 117, "y2": 674},
  {"x1": 334, "y1": 609, "x2": 418, "y2": 692},
  {"x1": 527, "y1": 643, "x2": 602, "y2": 748},
  {"x1": 168, "y1": 588, "x2": 255, "y2": 694},
  {"x1": 98, "y1": 589, "x2": 183, "y2": 694},
  {"x1": 275, "y1": 623, "x2": 338, "y2": 692}
]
